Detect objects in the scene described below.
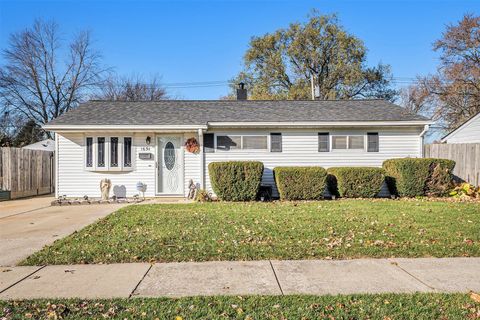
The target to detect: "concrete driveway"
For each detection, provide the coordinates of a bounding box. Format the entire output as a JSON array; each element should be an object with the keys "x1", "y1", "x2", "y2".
[{"x1": 0, "y1": 196, "x2": 126, "y2": 266}]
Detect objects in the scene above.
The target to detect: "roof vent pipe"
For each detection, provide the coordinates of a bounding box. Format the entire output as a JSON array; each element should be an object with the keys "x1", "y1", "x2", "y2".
[{"x1": 236, "y1": 82, "x2": 247, "y2": 100}]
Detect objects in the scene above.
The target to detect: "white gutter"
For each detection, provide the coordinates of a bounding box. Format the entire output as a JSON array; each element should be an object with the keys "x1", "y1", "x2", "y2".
[
  {"x1": 419, "y1": 124, "x2": 430, "y2": 158},
  {"x1": 207, "y1": 121, "x2": 433, "y2": 128},
  {"x1": 44, "y1": 121, "x2": 433, "y2": 132},
  {"x1": 54, "y1": 132, "x2": 59, "y2": 198},
  {"x1": 419, "y1": 124, "x2": 430, "y2": 138},
  {"x1": 43, "y1": 124, "x2": 208, "y2": 131}
]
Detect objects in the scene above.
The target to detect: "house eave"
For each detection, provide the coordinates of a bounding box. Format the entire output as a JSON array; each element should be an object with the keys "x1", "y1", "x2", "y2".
[
  {"x1": 207, "y1": 120, "x2": 433, "y2": 128},
  {"x1": 43, "y1": 120, "x2": 433, "y2": 132},
  {"x1": 43, "y1": 124, "x2": 209, "y2": 132}
]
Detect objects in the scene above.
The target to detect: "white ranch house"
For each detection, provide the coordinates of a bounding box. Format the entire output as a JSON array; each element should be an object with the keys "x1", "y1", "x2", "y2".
[{"x1": 44, "y1": 93, "x2": 432, "y2": 199}]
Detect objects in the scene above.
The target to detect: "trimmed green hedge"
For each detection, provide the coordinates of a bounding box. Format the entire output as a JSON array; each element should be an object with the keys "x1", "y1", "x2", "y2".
[
  {"x1": 208, "y1": 161, "x2": 264, "y2": 201},
  {"x1": 327, "y1": 167, "x2": 386, "y2": 198},
  {"x1": 383, "y1": 158, "x2": 455, "y2": 197},
  {"x1": 274, "y1": 167, "x2": 327, "y2": 200}
]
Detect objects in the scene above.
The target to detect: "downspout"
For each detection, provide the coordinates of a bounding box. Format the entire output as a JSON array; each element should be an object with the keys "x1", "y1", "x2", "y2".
[
  {"x1": 198, "y1": 128, "x2": 204, "y2": 189},
  {"x1": 54, "y1": 132, "x2": 59, "y2": 198},
  {"x1": 419, "y1": 124, "x2": 429, "y2": 158}
]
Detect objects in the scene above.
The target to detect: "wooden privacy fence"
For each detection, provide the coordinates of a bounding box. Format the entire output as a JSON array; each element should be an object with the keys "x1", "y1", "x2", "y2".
[
  {"x1": 0, "y1": 147, "x2": 54, "y2": 200},
  {"x1": 424, "y1": 143, "x2": 480, "y2": 186}
]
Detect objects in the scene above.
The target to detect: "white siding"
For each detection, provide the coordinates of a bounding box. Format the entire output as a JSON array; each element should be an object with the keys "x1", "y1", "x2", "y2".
[
  {"x1": 57, "y1": 132, "x2": 201, "y2": 198},
  {"x1": 56, "y1": 126, "x2": 423, "y2": 198},
  {"x1": 443, "y1": 113, "x2": 480, "y2": 143},
  {"x1": 204, "y1": 127, "x2": 423, "y2": 196}
]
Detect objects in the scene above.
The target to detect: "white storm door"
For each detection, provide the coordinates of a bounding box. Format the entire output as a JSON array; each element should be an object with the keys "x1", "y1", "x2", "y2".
[{"x1": 157, "y1": 136, "x2": 184, "y2": 195}]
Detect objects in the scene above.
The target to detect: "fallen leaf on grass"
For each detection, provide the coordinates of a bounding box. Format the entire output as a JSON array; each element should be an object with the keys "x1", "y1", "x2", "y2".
[{"x1": 470, "y1": 291, "x2": 480, "y2": 303}]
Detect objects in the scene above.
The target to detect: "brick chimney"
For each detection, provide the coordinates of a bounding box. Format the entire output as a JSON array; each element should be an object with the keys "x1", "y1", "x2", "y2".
[{"x1": 236, "y1": 82, "x2": 247, "y2": 100}]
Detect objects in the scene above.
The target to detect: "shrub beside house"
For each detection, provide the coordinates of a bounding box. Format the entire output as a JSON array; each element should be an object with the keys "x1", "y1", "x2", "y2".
[
  {"x1": 208, "y1": 161, "x2": 264, "y2": 201},
  {"x1": 327, "y1": 167, "x2": 385, "y2": 198},
  {"x1": 383, "y1": 158, "x2": 455, "y2": 197},
  {"x1": 208, "y1": 159, "x2": 456, "y2": 201},
  {"x1": 274, "y1": 167, "x2": 328, "y2": 200}
]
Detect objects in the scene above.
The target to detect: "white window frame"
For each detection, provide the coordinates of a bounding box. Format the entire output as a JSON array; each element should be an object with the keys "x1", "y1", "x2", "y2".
[
  {"x1": 214, "y1": 133, "x2": 270, "y2": 152},
  {"x1": 84, "y1": 135, "x2": 134, "y2": 171},
  {"x1": 122, "y1": 136, "x2": 134, "y2": 169},
  {"x1": 331, "y1": 135, "x2": 366, "y2": 151},
  {"x1": 84, "y1": 136, "x2": 95, "y2": 169}
]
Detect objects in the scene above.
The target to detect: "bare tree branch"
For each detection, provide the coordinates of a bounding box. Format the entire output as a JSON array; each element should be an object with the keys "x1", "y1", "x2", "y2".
[{"x1": 0, "y1": 19, "x2": 108, "y2": 138}]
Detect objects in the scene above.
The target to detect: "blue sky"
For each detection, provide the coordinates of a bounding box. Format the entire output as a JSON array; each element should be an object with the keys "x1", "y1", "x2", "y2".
[{"x1": 1, "y1": 0, "x2": 479, "y2": 100}]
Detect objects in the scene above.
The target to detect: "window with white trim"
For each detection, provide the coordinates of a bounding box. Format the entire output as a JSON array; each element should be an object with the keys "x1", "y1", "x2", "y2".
[
  {"x1": 97, "y1": 137, "x2": 106, "y2": 167},
  {"x1": 331, "y1": 135, "x2": 365, "y2": 150},
  {"x1": 216, "y1": 134, "x2": 268, "y2": 151},
  {"x1": 110, "y1": 137, "x2": 119, "y2": 167},
  {"x1": 86, "y1": 137, "x2": 93, "y2": 167},
  {"x1": 123, "y1": 137, "x2": 132, "y2": 167},
  {"x1": 85, "y1": 136, "x2": 133, "y2": 171}
]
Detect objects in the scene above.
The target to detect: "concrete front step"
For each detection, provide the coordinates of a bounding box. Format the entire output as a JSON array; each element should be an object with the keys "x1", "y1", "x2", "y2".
[{"x1": 1, "y1": 258, "x2": 479, "y2": 300}]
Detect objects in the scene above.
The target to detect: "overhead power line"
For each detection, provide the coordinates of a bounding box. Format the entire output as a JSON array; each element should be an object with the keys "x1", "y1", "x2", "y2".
[{"x1": 100, "y1": 77, "x2": 424, "y2": 90}]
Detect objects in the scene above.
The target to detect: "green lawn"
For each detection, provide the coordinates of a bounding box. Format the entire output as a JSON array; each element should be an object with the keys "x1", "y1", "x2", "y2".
[
  {"x1": 21, "y1": 199, "x2": 480, "y2": 265},
  {"x1": 1, "y1": 293, "x2": 478, "y2": 319}
]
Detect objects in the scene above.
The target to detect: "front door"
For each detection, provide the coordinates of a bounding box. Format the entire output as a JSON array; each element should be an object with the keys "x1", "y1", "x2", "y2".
[{"x1": 157, "y1": 136, "x2": 184, "y2": 195}]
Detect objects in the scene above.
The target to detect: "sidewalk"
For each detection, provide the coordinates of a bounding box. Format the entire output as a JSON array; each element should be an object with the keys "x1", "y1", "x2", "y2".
[{"x1": 1, "y1": 257, "x2": 479, "y2": 299}]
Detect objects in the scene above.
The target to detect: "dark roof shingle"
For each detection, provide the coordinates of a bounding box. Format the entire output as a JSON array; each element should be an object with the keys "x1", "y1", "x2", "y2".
[{"x1": 46, "y1": 99, "x2": 429, "y2": 126}]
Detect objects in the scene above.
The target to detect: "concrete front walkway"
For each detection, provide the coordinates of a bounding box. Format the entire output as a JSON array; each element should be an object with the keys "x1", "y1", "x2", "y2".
[
  {"x1": 1, "y1": 257, "x2": 479, "y2": 299},
  {"x1": 0, "y1": 198, "x2": 126, "y2": 266}
]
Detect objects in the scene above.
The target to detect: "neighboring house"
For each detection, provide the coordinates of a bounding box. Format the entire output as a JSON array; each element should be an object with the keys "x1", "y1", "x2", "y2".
[
  {"x1": 441, "y1": 112, "x2": 480, "y2": 143},
  {"x1": 44, "y1": 89, "x2": 432, "y2": 198},
  {"x1": 22, "y1": 139, "x2": 55, "y2": 152}
]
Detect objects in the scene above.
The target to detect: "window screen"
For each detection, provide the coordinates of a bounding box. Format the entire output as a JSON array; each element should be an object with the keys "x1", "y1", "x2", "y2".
[
  {"x1": 332, "y1": 136, "x2": 347, "y2": 149},
  {"x1": 367, "y1": 132, "x2": 379, "y2": 152},
  {"x1": 124, "y1": 137, "x2": 132, "y2": 167},
  {"x1": 348, "y1": 136, "x2": 364, "y2": 149},
  {"x1": 217, "y1": 135, "x2": 241, "y2": 150},
  {"x1": 270, "y1": 133, "x2": 282, "y2": 152},
  {"x1": 86, "y1": 137, "x2": 93, "y2": 167},
  {"x1": 243, "y1": 136, "x2": 268, "y2": 150},
  {"x1": 110, "y1": 137, "x2": 119, "y2": 167},
  {"x1": 318, "y1": 133, "x2": 329, "y2": 152},
  {"x1": 97, "y1": 137, "x2": 105, "y2": 167}
]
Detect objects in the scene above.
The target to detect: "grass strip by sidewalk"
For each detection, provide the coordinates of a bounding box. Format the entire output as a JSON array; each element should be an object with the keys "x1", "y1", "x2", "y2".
[
  {"x1": 21, "y1": 199, "x2": 480, "y2": 265},
  {"x1": 1, "y1": 293, "x2": 479, "y2": 319}
]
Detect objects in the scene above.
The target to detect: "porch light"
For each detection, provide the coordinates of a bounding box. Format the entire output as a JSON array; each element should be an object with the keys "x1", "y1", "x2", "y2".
[{"x1": 146, "y1": 136, "x2": 151, "y2": 145}]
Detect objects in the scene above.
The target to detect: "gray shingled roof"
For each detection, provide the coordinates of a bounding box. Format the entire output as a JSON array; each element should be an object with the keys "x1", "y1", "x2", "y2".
[{"x1": 46, "y1": 99, "x2": 429, "y2": 126}]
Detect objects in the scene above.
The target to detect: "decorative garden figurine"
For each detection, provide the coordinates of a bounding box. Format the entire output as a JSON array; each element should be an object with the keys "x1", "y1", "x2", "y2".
[
  {"x1": 188, "y1": 179, "x2": 197, "y2": 199},
  {"x1": 136, "y1": 182, "x2": 147, "y2": 199},
  {"x1": 100, "y1": 178, "x2": 112, "y2": 200}
]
